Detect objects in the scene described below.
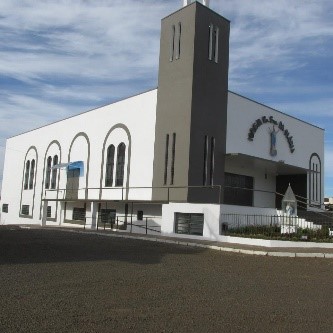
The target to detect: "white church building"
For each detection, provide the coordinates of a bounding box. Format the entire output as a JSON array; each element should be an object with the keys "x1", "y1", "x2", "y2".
[{"x1": 0, "y1": 1, "x2": 324, "y2": 240}]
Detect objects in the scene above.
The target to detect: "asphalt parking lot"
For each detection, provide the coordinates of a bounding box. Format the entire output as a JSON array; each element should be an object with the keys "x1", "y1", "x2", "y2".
[{"x1": 1, "y1": 226, "x2": 333, "y2": 333}]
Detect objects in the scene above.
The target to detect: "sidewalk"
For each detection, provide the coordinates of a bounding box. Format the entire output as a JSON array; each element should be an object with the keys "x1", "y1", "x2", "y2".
[{"x1": 38, "y1": 225, "x2": 333, "y2": 258}]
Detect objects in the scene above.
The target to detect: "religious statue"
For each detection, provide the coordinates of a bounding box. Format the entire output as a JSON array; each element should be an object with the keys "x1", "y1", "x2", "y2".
[{"x1": 269, "y1": 126, "x2": 279, "y2": 156}]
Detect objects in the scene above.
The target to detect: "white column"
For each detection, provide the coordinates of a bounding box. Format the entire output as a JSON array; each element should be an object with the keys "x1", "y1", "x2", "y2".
[
  {"x1": 42, "y1": 201, "x2": 48, "y2": 227},
  {"x1": 90, "y1": 202, "x2": 99, "y2": 229}
]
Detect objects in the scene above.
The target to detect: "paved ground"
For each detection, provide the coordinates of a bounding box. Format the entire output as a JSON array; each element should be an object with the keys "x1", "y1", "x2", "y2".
[{"x1": 1, "y1": 226, "x2": 333, "y2": 332}]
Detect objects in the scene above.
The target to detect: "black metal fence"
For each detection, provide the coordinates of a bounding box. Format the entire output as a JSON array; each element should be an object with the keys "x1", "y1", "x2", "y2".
[{"x1": 92, "y1": 214, "x2": 161, "y2": 235}]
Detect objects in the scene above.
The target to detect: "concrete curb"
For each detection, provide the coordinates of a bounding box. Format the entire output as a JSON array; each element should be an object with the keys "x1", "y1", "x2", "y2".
[{"x1": 40, "y1": 227, "x2": 333, "y2": 259}]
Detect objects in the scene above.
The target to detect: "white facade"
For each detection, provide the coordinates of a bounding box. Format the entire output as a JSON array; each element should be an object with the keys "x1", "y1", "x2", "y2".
[
  {"x1": 1, "y1": 89, "x2": 157, "y2": 225},
  {"x1": 0, "y1": 88, "x2": 324, "y2": 235}
]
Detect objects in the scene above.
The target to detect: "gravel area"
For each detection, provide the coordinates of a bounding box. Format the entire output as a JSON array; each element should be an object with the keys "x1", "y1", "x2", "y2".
[{"x1": 1, "y1": 226, "x2": 333, "y2": 333}]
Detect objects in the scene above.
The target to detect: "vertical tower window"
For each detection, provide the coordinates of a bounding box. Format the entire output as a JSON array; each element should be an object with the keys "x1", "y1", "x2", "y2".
[
  {"x1": 24, "y1": 160, "x2": 30, "y2": 190},
  {"x1": 45, "y1": 156, "x2": 52, "y2": 189},
  {"x1": 164, "y1": 134, "x2": 170, "y2": 185},
  {"x1": 51, "y1": 155, "x2": 58, "y2": 189},
  {"x1": 170, "y1": 133, "x2": 176, "y2": 185},
  {"x1": 29, "y1": 159, "x2": 35, "y2": 189},
  {"x1": 208, "y1": 24, "x2": 219, "y2": 63},
  {"x1": 176, "y1": 22, "x2": 181, "y2": 60},
  {"x1": 115, "y1": 143, "x2": 126, "y2": 187},
  {"x1": 170, "y1": 25, "x2": 176, "y2": 62},
  {"x1": 203, "y1": 136, "x2": 208, "y2": 186},
  {"x1": 170, "y1": 23, "x2": 181, "y2": 61},
  {"x1": 105, "y1": 145, "x2": 115, "y2": 187},
  {"x1": 214, "y1": 27, "x2": 219, "y2": 63},
  {"x1": 208, "y1": 24, "x2": 213, "y2": 60},
  {"x1": 209, "y1": 137, "x2": 215, "y2": 185}
]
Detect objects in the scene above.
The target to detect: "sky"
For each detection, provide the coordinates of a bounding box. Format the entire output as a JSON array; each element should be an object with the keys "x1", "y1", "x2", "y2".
[{"x1": 0, "y1": 0, "x2": 332, "y2": 195}]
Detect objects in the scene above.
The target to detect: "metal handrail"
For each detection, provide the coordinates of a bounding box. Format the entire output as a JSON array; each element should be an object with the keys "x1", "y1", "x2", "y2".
[{"x1": 44, "y1": 184, "x2": 223, "y2": 203}]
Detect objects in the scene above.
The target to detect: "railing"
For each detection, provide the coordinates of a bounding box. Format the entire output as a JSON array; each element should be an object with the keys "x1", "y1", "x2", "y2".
[
  {"x1": 220, "y1": 213, "x2": 333, "y2": 241},
  {"x1": 45, "y1": 185, "x2": 223, "y2": 203},
  {"x1": 84, "y1": 214, "x2": 162, "y2": 235},
  {"x1": 45, "y1": 184, "x2": 282, "y2": 208}
]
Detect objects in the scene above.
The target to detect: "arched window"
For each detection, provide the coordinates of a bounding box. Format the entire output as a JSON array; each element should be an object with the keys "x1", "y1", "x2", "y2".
[
  {"x1": 51, "y1": 155, "x2": 58, "y2": 189},
  {"x1": 24, "y1": 160, "x2": 30, "y2": 190},
  {"x1": 115, "y1": 143, "x2": 126, "y2": 187},
  {"x1": 105, "y1": 145, "x2": 115, "y2": 187},
  {"x1": 29, "y1": 159, "x2": 35, "y2": 189},
  {"x1": 309, "y1": 153, "x2": 321, "y2": 206},
  {"x1": 45, "y1": 156, "x2": 52, "y2": 189}
]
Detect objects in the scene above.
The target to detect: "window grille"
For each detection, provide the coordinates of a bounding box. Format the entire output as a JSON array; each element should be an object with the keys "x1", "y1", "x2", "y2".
[
  {"x1": 21, "y1": 205, "x2": 30, "y2": 215},
  {"x1": 47, "y1": 206, "x2": 52, "y2": 218},
  {"x1": 72, "y1": 207, "x2": 86, "y2": 221},
  {"x1": 175, "y1": 213, "x2": 204, "y2": 236},
  {"x1": 2, "y1": 204, "x2": 8, "y2": 213}
]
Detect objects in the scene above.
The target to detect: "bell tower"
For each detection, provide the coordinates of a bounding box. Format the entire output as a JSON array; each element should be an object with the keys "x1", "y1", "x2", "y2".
[{"x1": 152, "y1": 1, "x2": 230, "y2": 203}]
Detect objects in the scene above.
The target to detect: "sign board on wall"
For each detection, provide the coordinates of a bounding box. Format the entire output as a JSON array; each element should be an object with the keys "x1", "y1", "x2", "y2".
[{"x1": 247, "y1": 116, "x2": 295, "y2": 156}]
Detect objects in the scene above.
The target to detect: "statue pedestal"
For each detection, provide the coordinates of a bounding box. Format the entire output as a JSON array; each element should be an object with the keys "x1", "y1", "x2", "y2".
[
  {"x1": 281, "y1": 225, "x2": 297, "y2": 234},
  {"x1": 280, "y1": 215, "x2": 297, "y2": 234}
]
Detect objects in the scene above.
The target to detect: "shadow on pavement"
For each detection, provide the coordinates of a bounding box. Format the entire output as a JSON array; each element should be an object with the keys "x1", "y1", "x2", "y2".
[{"x1": 0, "y1": 226, "x2": 205, "y2": 266}]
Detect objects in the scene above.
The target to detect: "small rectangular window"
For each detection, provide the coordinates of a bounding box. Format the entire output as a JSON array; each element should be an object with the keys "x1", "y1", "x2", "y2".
[
  {"x1": 21, "y1": 205, "x2": 30, "y2": 215},
  {"x1": 170, "y1": 133, "x2": 176, "y2": 185},
  {"x1": 137, "y1": 210, "x2": 144, "y2": 221},
  {"x1": 47, "y1": 206, "x2": 52, "y2": 218},
  {"x1": 99, "y1": 209, "x2": 116, "y2": 224},
  {"x1": 164, "y1": 134, "x2": 170, "y2": 185},
  {"x1": 72, "y1": 207, "x2": 86, "y2": 221},
  {"x1": 2, "y1": 204, "x2": 8, "y2": 213},
  {"x1": 175, "y1": 213, "x2": 204, "y2": 236}
]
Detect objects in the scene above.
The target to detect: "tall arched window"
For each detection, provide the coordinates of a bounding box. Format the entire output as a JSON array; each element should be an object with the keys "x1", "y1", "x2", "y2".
[
  {"x1": 29, "y1": 159, "x2": 35, "y2": 189},
  {"x1": 105, "y1": 145, "x2": 115, "y2": 187},
  {"x1": 51, "y1": 155, "x2": 58, "y2": 189},
  {"x1": 115, "y1": 143, "x2": 126, "y2": 187},
  {"x1": 24, "y1": 160, "x2": 30, "y2": 190},
  {"x1": 45, "y1": 156, "x2": 52, "y2": 189},
  {"x1": 309, "y1": 153, "x2": 321, "y2": 206}
]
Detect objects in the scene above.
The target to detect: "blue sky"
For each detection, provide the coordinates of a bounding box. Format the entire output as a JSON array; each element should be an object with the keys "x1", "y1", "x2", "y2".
[{"x1": 0, "y1": 0, "x2": 332, "y2": 195}]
